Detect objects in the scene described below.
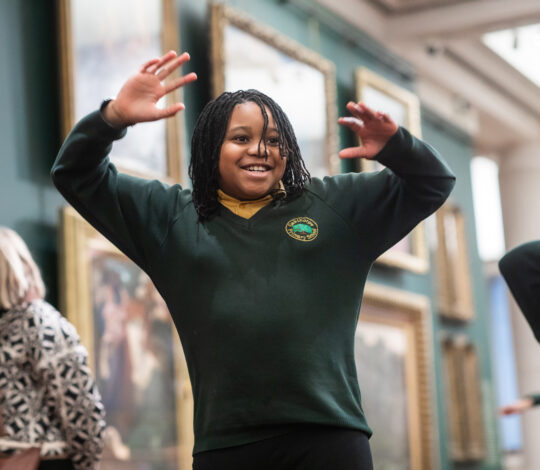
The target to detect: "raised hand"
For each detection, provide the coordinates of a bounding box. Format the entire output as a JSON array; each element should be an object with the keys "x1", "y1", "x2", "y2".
[
  {"x1": 338, "y1": 102, "x2": 398, "y2": 159},
  {"x1": 103, "y1": 51, "x2": 198, "y2": 127}
]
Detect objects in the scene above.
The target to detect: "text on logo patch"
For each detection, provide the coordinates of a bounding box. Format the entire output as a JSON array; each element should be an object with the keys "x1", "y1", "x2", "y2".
[{"x1": 285, "y1": 217, "x2": 319, "y2": 242}]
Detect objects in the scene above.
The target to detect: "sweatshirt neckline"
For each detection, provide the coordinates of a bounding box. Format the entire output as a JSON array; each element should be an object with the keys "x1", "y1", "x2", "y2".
[{"x1": 218, "y1": 200, "x2": 279, "y2": 227}]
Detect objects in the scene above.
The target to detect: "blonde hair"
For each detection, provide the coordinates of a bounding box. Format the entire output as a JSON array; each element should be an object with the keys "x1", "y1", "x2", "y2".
[{"x1": 0, "y1": 227, "x2": 45, "y2": 310}]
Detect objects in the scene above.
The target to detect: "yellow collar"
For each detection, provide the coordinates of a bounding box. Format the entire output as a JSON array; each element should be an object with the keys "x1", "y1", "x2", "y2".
[{"x1": 218, "y1": 182, "x2": 286, "y2": 219}]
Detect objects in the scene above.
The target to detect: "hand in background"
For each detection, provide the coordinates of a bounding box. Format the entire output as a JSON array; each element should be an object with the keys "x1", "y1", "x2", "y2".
[
  {"x1": 103, "y1": 50, "x2": 198, "y2": 127},
  {"x1": 338, "y1": 102, "x2": 398, "y2": 159},
  {"x1": 499, "y1": 397, "x2": 534, "y2": 415}
]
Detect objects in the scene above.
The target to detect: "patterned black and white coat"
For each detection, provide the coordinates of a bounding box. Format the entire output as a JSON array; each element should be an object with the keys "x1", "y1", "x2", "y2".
[{"x1": 0, "y1": 300, "x2": 105, "y2": 470}]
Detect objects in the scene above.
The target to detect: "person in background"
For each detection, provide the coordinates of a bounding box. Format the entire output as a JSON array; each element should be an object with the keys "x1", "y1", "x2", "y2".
[
  {"x1": 499, "y1": 240, "x2": 540, "y2": 416},
  {"x1": 0, "y1": 227, "x2": 106, "y2": 470}
]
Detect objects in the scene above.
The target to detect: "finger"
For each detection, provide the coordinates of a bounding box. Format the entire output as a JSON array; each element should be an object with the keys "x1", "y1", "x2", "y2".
[
  {"x1": 338, "y1": 146, "x2": 368, "y2": 159},
  {"x1": 346, "y1": 102, "x2": 378, "y2": 121},
  {"x1": 338, "y1": 116, "x2": 364, "y2": 134},
  {"x1": 164, "y1": 72, "x2": 198, "y2": 94},
  {"x1": 154, "y1": 103, "x2": 185, "y2": 121},
  {"x1": 357, "y1": 102, "x2": 379, "y2": 120},
  {"x1": 156, "y1": 52, "x2": 191, "y2": 81},
  {"x1": 140, "y1": 58, "x2": 160, "y2": 73},
  {"x1": 146, "y1": 50, "x2": 178, "y2": 74}
]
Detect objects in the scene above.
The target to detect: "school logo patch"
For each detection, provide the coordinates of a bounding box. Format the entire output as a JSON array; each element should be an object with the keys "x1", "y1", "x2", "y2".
[{"x1": 285, "y1": 217, "x2": 319, "y2": 242}]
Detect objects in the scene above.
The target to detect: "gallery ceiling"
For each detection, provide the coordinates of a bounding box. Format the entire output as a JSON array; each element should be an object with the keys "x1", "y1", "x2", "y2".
[
  {"x1": 367, "y1": 0, "x2": 474, "y2": 15},
  {"x1": 313, "y1": 0, "x2": 540, "y2": 155}
]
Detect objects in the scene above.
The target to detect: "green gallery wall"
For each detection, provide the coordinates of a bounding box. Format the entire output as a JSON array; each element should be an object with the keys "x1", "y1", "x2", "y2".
[{"x1": 0, "y1": 0, "x2": 501, "y2": 468}]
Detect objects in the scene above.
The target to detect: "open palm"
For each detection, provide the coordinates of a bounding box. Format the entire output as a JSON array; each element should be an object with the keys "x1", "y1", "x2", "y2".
[
  {"x1": 338, "y1": 102, "x2": 398, "y2": 159},
  {"x1": 105, "y1": 51, "x2": 197, "y2": 127}
]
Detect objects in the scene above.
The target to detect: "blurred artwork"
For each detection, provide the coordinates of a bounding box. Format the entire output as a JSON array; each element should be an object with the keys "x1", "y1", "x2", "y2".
[
  {"x1": 356, "y1": 285, "x2": 435, "y2": 470},
  {"x1": 441, "y1": 339, "x2": 486, "y2": 462},
  {"x1": 58, "y1": 0, "x2": 183, "y2": 181},
  {"x1": 355, "y1": 321, "x2": 411, "y2": 470},
  {"x1": 60, "y1": 207, "x2": 193, "y2": 470},
  {"x1": 435, "y1": 203, "x2": 475, "y2": 321},
  {"x1": 90, "y1": 251, "x2": 179, "y2": 469}
]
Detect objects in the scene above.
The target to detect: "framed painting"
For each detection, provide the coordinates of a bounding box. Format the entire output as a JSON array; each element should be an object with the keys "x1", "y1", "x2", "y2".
[
  {"x1": 435, "y1": 202, "x2": 474, "y2": 321},
  {"x1": 441, "y1": 337, "x2": 486, "y2": 462},
  {"x1": 59, "y1": 206, "x2": 193, "y2": 470},
  {"x1": 355, "y1": 67, "x2": 428, "y2": 273},
  {"x1": 57, "y1": 0, "x2": 185, "y2": 182},
  {"x1": 357, "y1": 283, "x2": 437, "y2": 470},
  {"x1": 210, "y1": 3, "x2": 339, "y2": 178},
  {"x1": 355, "y1": 67, "x2": 422, "y2": 147}
]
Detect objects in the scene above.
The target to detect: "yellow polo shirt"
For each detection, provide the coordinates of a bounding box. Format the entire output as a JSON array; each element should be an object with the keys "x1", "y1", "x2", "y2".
[{"x1": 217, "y1": 182, "x2": 286, "y2": 219}]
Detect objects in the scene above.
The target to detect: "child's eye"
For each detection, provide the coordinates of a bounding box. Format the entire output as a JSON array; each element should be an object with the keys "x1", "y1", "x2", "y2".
[
  {"x1": 233, "y1": 135, "x2": 248, "y2": 143},
  {"x1": 267, "y1": 137, "x2": 280, "y2": 146}
]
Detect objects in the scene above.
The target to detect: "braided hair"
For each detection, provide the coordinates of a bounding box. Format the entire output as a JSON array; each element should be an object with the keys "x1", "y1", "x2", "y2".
[{"x1": 189, "y1": 89, "x2": 311, "y2": 221}]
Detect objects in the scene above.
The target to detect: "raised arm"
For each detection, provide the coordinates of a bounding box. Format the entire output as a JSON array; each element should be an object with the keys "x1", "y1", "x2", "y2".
[
  {"x1": 331, "y1": 101, "x2": 455, "y2": 258},
  {"x1": 51, "y1": 52, "x2": 197, "y2": 271}
]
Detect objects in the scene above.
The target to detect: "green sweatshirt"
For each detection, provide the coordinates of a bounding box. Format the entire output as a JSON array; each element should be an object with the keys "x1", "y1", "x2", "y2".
[
  {"x1": 529, "y1": 394, "x2": 540, "y2": 406},
  {"x1": 52, "y1": 110, "x2": 455, "y2": 454},
  {"x1": 499, "y1": 241, "x2": 540, "y2": 343},
  {"x1": 499, "y1": 241, "x2": 540, "y2": 407}
]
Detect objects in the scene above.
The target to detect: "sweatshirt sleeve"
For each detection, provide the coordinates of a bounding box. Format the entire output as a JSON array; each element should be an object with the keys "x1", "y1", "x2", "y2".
[
  {"x1": 527, "y1": 393, "x2": 540, "y2": 406},
  {"x1": 51, "y1": 109, "x2": 190, "y2": 272},
  {"x1": 312, "y1": 127, "x2": 456, "y2": 259},
  {"x1": 499, "y1": 241, "x2": 540, "y2": 342},
  {"x1": 33, "y1": 304, "x2": 106, "y2": 470}
]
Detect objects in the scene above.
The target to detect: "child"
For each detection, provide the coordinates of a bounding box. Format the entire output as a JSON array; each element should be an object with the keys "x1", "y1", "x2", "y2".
[{"x1": 52, "y1": 51, "x2": 455, "y2": 470}]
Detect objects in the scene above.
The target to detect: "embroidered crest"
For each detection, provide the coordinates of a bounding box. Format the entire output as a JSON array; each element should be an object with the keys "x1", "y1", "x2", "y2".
[{"x1": 285, "y1": 217, "x2": 319, "y2": 242}]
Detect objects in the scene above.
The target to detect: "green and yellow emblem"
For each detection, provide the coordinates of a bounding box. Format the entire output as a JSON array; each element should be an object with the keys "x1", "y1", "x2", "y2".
[{"x1": 285, "y1": 217, "x2": 319, "y2": 242}]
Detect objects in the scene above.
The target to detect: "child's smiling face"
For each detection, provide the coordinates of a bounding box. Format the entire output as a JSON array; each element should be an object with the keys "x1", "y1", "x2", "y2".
[{"x1": 219, "y1": 101, "x2": 287, "y2": 200}]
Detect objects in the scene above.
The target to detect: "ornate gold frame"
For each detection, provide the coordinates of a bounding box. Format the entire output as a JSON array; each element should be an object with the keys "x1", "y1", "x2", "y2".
[
  {"x1": 57, "y1": 0, "x2": 185, "y2": 183},
  {"x1": 355, "y1": 67, "x2": 428, "y2": 273},
  {"x1": 355, "y1": 67, "x2": 422, "y2": 142},
  {"x1": 210, "y1": 2, "x2": 339, "y2": 175},
  {"x1": 59, "y1": 206, "x2": 193, "y2": 469},
  {"x1": 435, "y1": 202, "x2": 474, "y2": 321},
  {"x1": 361, "y1": 283, "x2": 437, "y2": 470},
  {"x1": 441, "y1": 336, "x2": 486, "y2": 462}
]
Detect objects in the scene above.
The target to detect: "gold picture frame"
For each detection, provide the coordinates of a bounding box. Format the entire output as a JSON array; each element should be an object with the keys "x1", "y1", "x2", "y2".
[
  {"x1": 441, "y1": 337, "x2": 486, "y2": 462},
  {"x1": 355, "y1": 67, "x2": 428, "y2": 273},
  {"x1": 210, "y1": 3, "x2": 339, "y2": 178},
  {"x1": 59, "y1": 206, "x2": 193, "y2": 469},
  {"x1": 57, "y1": 0, "x2": 185, "y2": 183},
  {"x1": 435, "y1": 202, "x2": 474, "y2": 321},
  {"x1": 357, "y1": 283, "x2": 437, "y2": 470},
  {"x1": 355, "y1": 67, "x2": 422, "y2": 143}
]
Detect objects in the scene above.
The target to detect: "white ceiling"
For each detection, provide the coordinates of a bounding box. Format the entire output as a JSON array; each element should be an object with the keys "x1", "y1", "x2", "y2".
[
  {"x1": 314, "y1": 0, "x2": 540, "y2": 156},
  {"x1": 367, "y1": 0, "x2": 475, "y2": 14}
]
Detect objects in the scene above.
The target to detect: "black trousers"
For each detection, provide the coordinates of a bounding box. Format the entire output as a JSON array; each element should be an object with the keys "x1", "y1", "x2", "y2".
[
  {"x1": 193, "y1": 426, "x2": 373, "y2": 470},
  {"x1": 39, "y1": 459, "x2": 74, "y2": 470}
]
